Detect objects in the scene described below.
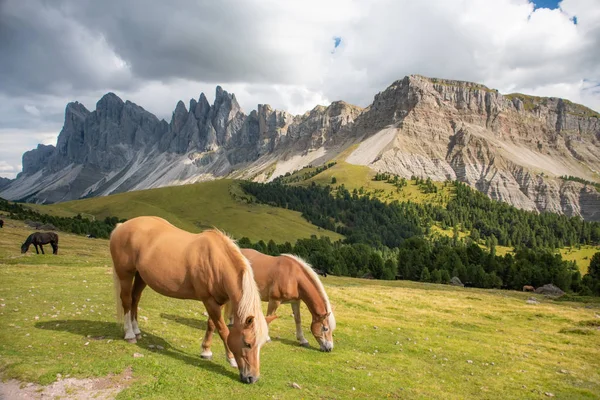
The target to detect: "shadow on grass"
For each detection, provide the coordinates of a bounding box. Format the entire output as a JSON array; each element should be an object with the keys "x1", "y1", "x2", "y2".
[
  {"x1": 160, "y1": 313, "x2": 208, "y2": 330},
  {"x1": 34, "y1": 319, "x2": 238, "y2": 382},
  {"x1": 160, "y1": 312, "x2": 324, "y2": 352},
  {"x1": 270, "y1": 336, "x2": 322, "y2": 352}
]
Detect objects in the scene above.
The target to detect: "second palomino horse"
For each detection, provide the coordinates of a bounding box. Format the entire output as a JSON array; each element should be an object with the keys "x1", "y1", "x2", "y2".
[
  {"x1": 110, "y1": 216, "x2": 269, "y2": 384},
  {"x1": 210, "y1": 248, "x2": 336, "y2": 353}
]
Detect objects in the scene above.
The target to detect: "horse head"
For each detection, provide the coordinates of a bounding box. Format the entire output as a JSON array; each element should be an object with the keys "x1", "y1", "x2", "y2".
[
  {"x1": 20, "y1": 240, "x2": 30, "y2": 253},
  {"x1": 310, "y1": 311, "x2": 335, "y2": 352},
  {"x1": 227, "y1": 315, "x2": 267, "y2": 384}
]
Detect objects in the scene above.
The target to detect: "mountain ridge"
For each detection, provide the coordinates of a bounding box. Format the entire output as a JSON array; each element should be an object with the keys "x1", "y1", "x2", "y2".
[{"x1": 2, "y1": 75, "x2": 599, "y2": 220}]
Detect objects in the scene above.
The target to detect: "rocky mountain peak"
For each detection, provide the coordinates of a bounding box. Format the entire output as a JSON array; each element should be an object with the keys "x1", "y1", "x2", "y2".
[
  {"x1": 3, "y1": 77, "x2": 599, "y2": 220},
  {"x1": 21, "y1": 144, "x2": 56, "y2": 175},
  {"x1": 96, "y1": 92, "x2": 125, "y2": 119}
]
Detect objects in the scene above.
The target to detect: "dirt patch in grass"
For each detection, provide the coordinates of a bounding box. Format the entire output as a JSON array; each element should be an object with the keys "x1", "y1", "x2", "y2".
[{"x1": 0, "y1": 366, "x2": 133, "y2": 399}]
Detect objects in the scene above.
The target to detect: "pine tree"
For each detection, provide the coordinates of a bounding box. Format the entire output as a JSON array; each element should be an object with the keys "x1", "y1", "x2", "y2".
[{"x1": 420, "y1": 267, "x2": 431, "y2": 282}]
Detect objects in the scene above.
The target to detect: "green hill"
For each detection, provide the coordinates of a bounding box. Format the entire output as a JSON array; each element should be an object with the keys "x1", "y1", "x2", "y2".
[
  {"x1": 28, "y1": 180, "x2": 342, "y2": 243},
  {"x1": 283, "y1": 161, "x2": 453, "y2": 207}
]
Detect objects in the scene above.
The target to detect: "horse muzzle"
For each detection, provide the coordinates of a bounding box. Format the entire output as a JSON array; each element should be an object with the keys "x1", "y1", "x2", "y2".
[
  {"x1": 240, "y1": 374, "x2": 258, "y2": 384},
  {"x1": 320, "y1": 341, "x2": 334, "y2": 352}
]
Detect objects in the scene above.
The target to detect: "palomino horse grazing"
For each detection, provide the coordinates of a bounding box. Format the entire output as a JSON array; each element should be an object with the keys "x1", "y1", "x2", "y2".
[
  {"x1": 212, "y1": 248, "x2": 336, "y2": 352},
  {"x1": 110, "y1": 216, "x2": 269, "y2": 384},
  {"x1": 523, "y1": 285, "x2": 535, "y2": 292},
  {"x1": 21, "y1": 232, "x2": 59, "y2": 254}
]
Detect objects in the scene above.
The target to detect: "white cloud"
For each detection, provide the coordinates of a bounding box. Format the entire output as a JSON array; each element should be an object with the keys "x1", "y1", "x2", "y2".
[
  {"x1": 23, "y1": 104, "x2": 41, "y2": 117},
  {"x1": 0, "y1": 160, "x2": 21, "y2": 179}
]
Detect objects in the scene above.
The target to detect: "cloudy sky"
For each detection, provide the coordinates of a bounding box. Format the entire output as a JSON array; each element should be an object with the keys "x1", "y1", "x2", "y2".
[{"x1": 1, "y1": 0, "x2": 599, "y2": 179}]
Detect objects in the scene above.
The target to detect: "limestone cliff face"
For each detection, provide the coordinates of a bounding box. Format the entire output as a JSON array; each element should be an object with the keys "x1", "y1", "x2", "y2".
[
  {"x1": 346, "y1": 75, "x2": 600, "y2": 219},
  {"x1": 2, "y1": 75, "x2": 599, "y2": 220}
]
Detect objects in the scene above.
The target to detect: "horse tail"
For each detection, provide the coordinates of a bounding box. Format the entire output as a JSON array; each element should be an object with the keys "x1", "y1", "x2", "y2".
[{"x1": 113, "y1": 268, "x2": 124, "y2": 325}]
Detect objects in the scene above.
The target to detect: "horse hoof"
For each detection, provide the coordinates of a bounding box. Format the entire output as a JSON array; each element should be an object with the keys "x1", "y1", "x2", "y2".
[
  {"x1": 227, "y1": 357, "x2": 238, "y2": 368},
  {"x1": 200, "y1": 353, "x2": 213, "y2": 360},
  {"x1": 300, "y1": 342, "x2": 310, "y2": 348},
  {"x1": 126, "y1": 338, "x2": 137, "y2": 344},
  {"x1": 135, "y1": 334, "x2": 142, "y2": 340},
  {"x1": 266, "y1": 336, "x2": 272, "y2": 342}
]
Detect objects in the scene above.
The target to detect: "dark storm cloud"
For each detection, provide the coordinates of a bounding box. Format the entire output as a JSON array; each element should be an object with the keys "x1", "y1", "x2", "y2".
[
  {"x1": 0, "y1": 1, "x2": 136, "y2": 96},
  {"x1": 61, "y1": 0, "x2": 296, "y2": 84}
]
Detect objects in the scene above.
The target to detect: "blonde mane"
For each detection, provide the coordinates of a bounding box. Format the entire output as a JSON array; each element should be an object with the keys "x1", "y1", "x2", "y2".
[
  {"x1": 282, "y1": 254, "x2": 336, "y2": 330},
  {"x1": 211, "y1": 229, "x2": 268, "y2": 344}
]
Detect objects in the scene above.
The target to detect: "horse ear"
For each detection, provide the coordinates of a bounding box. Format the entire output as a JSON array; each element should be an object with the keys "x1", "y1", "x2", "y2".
[
  {"x1": 244, "y1": 316, "x2": 254, "y2": 328},
  {"x1": 265, "y1": 314, "x2": 278, "y2": 325}
]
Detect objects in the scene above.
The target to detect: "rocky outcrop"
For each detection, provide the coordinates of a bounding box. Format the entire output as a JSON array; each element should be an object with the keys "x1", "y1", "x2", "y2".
[
  {"x1": 2, "y1": 75, "x2": 599, "y2": 221},
  {"x1": 535, "y1": 284, "x2": 566, "y2": 297},
  {"x1": 0, "y1": 177, "x2": 12, "y2": 191},
  {"x1": 346, "y1": 75, "x2": 600, "y2": 220}
]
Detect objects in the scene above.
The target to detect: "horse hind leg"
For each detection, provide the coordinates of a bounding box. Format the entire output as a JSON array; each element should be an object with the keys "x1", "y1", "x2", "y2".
[
  {"x1": 116, "y1": 272, "x2": 136, "y2": 343},
  {"x1": 131, "y1": 272, "x2": 147, "y2": 340},
  {"x1": 292, "y1": 301, "x2": 309, "y2": 347},
  {"x1": 40, "y1": 245, "x2": 45, "y2": 255}
]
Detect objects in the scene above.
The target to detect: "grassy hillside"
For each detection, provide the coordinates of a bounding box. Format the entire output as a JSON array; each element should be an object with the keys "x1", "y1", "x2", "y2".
[
  {"x1": 1, "y1": 219, "x2": 599, "y2": 399},
  {"x1": 560, "y1": 246, "x2": 599, "y2": 275},
  {"x1": 297, "y1": 162, "x2": 453, "y2": 206},
  {"x1": 26, "y1": 180, "x2": 341, "y2": 243}
]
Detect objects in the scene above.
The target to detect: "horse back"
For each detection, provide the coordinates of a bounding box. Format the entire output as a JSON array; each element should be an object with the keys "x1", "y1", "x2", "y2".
[
  {"x1": 241, "y1": 249, "x2": 300, "y2": 301},
  {"x1": 110, "y1": 216, "x2": 233, "y2": 301}
]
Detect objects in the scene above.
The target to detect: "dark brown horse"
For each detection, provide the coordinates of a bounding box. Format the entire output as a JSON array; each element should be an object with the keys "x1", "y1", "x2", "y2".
[
  {"x1": 0, "y1": 219, "x2": 4, "y2": 228},
  {"x1": 21, "y1": 232, "x2": 59, "y2": 255}
]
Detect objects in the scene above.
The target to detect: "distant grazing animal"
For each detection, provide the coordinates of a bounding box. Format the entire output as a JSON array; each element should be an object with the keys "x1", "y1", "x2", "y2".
[
  {"x1": 523, "y1": 285, "x2": 535, "y2": 292},
  {"x1": 314, "y1": 268, "x2": 328, "y2": 277},
  {"x1": 21, "y1": 232, "x2": 59, "y2": 255},
  {"x1": 218, "y1": 248, "x2": 335, "y2": 352},
  {"x1": 0, "y1": 219, "x2": 4, "y2": 228},
  {"x1": 86, "y1": 234, "x2": 96, "y2": 239},
  {"x1": 110, "y1": 216, "x2": 270, "y2": 384}
]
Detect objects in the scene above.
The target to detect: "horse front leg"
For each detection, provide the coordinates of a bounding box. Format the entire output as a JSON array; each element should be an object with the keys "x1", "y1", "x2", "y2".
[
  {"x1": 34, "y1": 244, "x2": 39, "y2": 254},
  {"x1": 40, "y1": 245, "x2": 45, "y2": 255},
  {"x1": 266, "y1": 299, "x2": 280, "y2": 342},
  {"x1": 291, "y1": 301, "x2": 309, "y2": 347},
  {"x1": 204, "y1": 299, "x2": 237, "y2": 368},
  {"x1": 201, "y1": 317, "x2": 216, "y2": 360}
]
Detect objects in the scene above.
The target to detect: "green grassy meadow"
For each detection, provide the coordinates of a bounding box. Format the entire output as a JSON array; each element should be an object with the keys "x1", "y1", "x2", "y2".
[
  {"x1": 560, "y1": 246, "x2": 599, "y2": 275},
  {"x1": 1, "y1": 219, "x2": 599, "y2": 399},
  {"x1": 298, "y1": 162, "x2": 453, "y2": 207},
  {"x1": 26, "y1": 180, "x2": 341, "y2": 243}
]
